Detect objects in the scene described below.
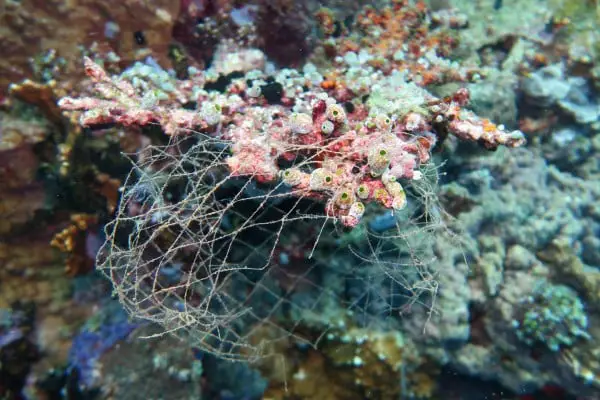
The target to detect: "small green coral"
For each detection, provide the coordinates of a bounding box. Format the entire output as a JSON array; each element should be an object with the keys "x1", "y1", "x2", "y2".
[{"x1": 512, "y1": 283, "x2": 591, "y2": 352}]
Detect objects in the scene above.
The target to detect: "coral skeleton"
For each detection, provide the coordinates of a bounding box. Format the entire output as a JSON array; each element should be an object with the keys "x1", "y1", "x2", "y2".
[{"x1": 60, "y1": 57, "x2": 524, "y2": 228}]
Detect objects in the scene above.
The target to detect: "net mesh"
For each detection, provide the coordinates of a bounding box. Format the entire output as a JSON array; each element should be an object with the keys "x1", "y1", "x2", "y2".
[{"x1": 98, "y1": 131, "x2": 447, "y2": 361}]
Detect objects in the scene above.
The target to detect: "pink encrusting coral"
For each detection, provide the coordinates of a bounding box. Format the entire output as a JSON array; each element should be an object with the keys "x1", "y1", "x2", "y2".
[
  {"x1": 58, "y1": 1, "x2": 526, "y2": 228},
  {"x1": 58, "y1": 58, "x2": 208, "y2": 136},
  {"x1": 59, "y1": 52, "x2": 525, "y2": 227}
]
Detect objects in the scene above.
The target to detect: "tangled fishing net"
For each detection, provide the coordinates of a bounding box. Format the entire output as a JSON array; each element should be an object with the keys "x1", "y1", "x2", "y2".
[
  {"x1": 59, "y1": 52, "x2": 525, "y2": 360},
  {"x1": 97, "y1": 132, "x2": 446, "y2": 361}
]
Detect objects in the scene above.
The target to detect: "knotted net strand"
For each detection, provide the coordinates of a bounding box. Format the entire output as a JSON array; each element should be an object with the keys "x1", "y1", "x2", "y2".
[{"x1": 98, "y1": 130, "x2": 445, "y2": 361}]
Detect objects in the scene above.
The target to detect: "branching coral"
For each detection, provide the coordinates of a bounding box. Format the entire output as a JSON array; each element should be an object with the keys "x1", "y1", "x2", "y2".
[{"x1": 59, "y1": 56, "x2": 524, "y2": 228}]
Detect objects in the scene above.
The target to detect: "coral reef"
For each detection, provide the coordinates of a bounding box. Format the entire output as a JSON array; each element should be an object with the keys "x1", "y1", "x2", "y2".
[
  {"x1": 520, "y1": 62, "x2": 600, "y2": 180},
  {"x1": 1, "y1": 0, "x2": 599, "y2": 399},
  {"x1": 74, "y1": 323, "x2": 204, "y2": 399},
  {"x1": 0, "y1": 0, "x2": 181, "y2": 94},
  {"x1": 512, "y1": 283, "x2": 591, "y2": 352},
  {"x1": 68, "y1": 300, "x2": 137, "y2": 387},
  {"x1": 257, "y1": 326, "x2": 437, "y2": 399},
  {"x1": 0, "y1": 304, "x2": 40, "y2": 399},
  {"x1": 402, "y1": 145, "x2": 600, "y2": 396},
  {"x1": 0, "y1": 102, "x2": 51, "y2": 235}
]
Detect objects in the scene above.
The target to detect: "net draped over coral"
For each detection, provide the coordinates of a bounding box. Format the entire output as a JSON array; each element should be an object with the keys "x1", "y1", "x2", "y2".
[
  {"x1": 59, "y1": 4, "x2": 525, "y2": 360},
  {"x1": 96, "y1": 132, "x2": 449, "y2": 360}
]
